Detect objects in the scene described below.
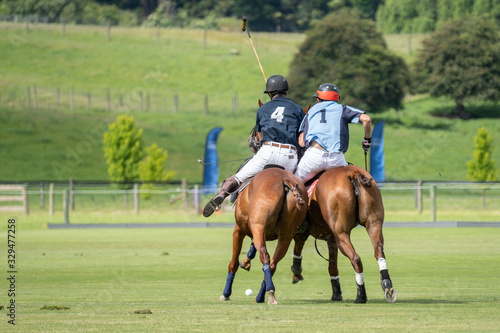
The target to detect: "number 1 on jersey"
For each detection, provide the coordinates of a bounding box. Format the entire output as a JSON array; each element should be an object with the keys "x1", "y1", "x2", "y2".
[{"x1": 271, "y1": 107, "x2": 285, "y2": 123}]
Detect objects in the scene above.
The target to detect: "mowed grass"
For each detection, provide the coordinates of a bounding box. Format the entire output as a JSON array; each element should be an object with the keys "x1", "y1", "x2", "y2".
[{"x1": 7, "y1": 226, "x2": 500, "y2": 332}]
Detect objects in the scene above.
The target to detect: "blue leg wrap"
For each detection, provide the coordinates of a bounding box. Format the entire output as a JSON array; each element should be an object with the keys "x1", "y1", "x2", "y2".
[
  {"x1": 247, "y1": 243, "x2": 257, "y2": 259},
  {"x1": 256, "y1": 279, "x2": 266, "y2": 303},
  {"x1": 262, "y1": 263, "x2": 275, "y2": 292},
  {"x1": 222, "y1": 271, "x2": 235, "y2": 298}
]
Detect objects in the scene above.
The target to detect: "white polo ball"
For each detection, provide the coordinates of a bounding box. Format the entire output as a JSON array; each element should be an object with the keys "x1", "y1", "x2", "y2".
[{"x1": 245, "y1": 289, "x2": 253, "y2": 296}]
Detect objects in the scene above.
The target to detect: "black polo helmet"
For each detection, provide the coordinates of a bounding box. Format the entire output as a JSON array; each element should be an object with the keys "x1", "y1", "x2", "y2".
[
  {"x1": 264, "y1": 75, "x2": 289, "y2": 94},
  {"x1": 313, "y1": 83, "x2": 340, "y2": 101}
]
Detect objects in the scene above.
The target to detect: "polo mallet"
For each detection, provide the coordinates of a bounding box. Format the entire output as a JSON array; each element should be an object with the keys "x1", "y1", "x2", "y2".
[
  {"x1": 241, "y1": 16, "x2": 267, "y2": 83},
  {"x1": 364, "y1": 150, "x2": 368, "y2": 172}
]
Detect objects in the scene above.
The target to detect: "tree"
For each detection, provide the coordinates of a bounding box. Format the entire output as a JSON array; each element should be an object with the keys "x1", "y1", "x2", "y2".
[
  {"x1": 467, "y1": 128, "x2": 498, "y2": 182},
  {"x1": 413, "y1": 16, "x2": 500, "y2": 119},
  {"x1": 138, "y1": 143, "x2": 175, "y2": 199},
  {"x1": 287, "y1": 10, "x2": 409, "y2": 112},
  {"x1": 102, "y1": 115, "x2": 144, "y2": 189}
]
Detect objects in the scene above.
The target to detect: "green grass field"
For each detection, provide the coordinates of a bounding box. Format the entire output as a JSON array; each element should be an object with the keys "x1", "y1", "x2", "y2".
[
  {"x1": 3, "y1": 226, "x2": 499, "y2": 332},
  {"x1": 1, "y1": 23, "x2": 499, "y2": 183}
]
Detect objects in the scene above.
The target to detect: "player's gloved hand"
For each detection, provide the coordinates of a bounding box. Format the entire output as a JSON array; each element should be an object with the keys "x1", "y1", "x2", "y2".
[{"x1": 362, "y1": 137, "x2": 371, "y2": 152}]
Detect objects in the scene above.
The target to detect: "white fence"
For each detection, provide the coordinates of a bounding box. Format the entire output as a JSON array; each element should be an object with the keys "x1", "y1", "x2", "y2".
[{"x1": 1, "y1": 181, "x2": 499, "y2": 224}]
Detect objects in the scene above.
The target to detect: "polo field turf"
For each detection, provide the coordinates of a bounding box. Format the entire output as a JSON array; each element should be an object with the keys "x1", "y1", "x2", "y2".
[{"x1": 4, "y1": 226, "x2": 499, "y2": 332}]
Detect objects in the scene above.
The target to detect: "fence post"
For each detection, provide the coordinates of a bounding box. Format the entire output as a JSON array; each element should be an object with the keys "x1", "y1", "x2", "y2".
[
  {"x1": 193, "y1": 185, "x2": 200, "y2": 213},
  {"x1": 70, "y1": 87, "x2": 74, "y2": 111},
  {"x1": 33, "y1": 85, "x2": 37, "y2": 110},
  {"x1": 63, "y1": 189, "x2": 69, "y2": 224},
  {"x1": 232, "y1": 92, "x2": 238, "y2": 116},
  {"x1": 430, "y1": 185, "x2": 437, "y2": 222},
  {"x1": 415, "y1": 179, "x2": 423, "y2": 213},
  {"x1": 49, "y1": 183, "x2": 54, "y2": 215},
  {"x1": 107, "y1": 21, "x2": 111, "y2": 42},
  {"x1": 40, "y1": 182, "x2": 45, "y2": 208},
  {"x1": 174, "y1": 94, "x2": 178, "y2": 113},
  {"x1": 22, "y1": 185, "x2": 29, "y2": 215},
  {"x1": 70, "y1": 178, "x2": 75, "y2": 211},
  {"x1": 61, "y1": 17, "x2": 66, "y2": 36},
  {"x1": 182, "y1": 178, "x2": 188, "y2": 209},
  {"x1": 134, "y1": 183, "x2": 139, "y2": 214},
  {"x1": 204, "y1": 95, "x2": 208, "y2": 115},
  {"x1": 203, "y1": 28, "x2": 207, "y2": 49},
  {"x1": 106, "y1": 88, "x2": 111, "y2": 111},
  {"x1": 408, "y1": 34, "x2": 412, "y2": 56}
]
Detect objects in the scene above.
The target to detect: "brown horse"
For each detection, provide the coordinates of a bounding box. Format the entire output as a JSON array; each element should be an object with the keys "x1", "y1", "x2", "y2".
[
  {"x1": 290, "y1": 165, "x2": 396, "y2": 303},
  {"x1": 220, "y1": 166, "x2": 307, "y2": 304}
]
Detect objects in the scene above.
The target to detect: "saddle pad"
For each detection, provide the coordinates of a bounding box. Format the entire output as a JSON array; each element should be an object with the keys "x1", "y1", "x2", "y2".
[
  {"x1": 230, "y1": 179, "x2": 252, "y2": 204},
  {"x1": 307, "y1": 179, "x2": 319, "y2": 197}
]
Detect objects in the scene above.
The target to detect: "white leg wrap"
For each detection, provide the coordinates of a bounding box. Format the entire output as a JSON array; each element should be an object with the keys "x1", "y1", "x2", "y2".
[
  {"x1": 377, "y1": 258, "x2": 387, "y2": 271},
  {"x1": 355, "y1": 272, "x2": 364, "y2": 285},
  {"x1": 292, "y1": 254, "x2": 302, "y2": 259},
  {"x1": 330, "y1": 276, "x2": 339, "y2": 280}
]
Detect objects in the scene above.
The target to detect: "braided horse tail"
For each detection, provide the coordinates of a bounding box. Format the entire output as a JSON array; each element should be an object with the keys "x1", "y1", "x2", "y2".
[{"x1": 345, "y1": 166, "x2": 384, "y2": 227}]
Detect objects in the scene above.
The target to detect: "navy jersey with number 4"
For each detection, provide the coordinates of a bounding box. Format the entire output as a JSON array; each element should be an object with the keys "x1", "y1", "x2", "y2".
[{"x1": 256, "y1": 97, "x2": 304, "y2": 148}]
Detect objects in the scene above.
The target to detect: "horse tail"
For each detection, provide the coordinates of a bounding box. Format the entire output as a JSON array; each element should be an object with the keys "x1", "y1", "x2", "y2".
[
  {"x1": 283, "y1": 179, "x2": 307, "y2": 211},
  {"x1": 347, "y1": 168, "x2": 373, "y2": 197},
  {"x1": 346, "y1": 167, "x2": 384, "y2": 226}
]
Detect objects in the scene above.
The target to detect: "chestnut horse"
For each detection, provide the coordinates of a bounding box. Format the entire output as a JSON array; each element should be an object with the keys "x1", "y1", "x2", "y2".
[
  {"x1": 290, "y1": 165, "x2": 396, "y2": 303},
  {"x1": 220, "y1": 167, "x2": 307, "y2": 304}
]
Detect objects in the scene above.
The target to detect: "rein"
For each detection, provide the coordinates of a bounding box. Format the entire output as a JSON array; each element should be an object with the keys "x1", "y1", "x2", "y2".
[{"x1": 314, "y1": 238, "x2": 335, "y2": 263}]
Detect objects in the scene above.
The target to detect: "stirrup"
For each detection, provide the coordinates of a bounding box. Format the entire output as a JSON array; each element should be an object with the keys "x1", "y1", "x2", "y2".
[{"x1": 208, "y1": 199, "x2": 221, "y2": 212}]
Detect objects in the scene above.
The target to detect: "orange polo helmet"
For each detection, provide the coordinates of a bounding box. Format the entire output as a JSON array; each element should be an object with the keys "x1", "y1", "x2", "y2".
[{"x1": 313, "y1": 83, "x2": 340, "y2": 101}]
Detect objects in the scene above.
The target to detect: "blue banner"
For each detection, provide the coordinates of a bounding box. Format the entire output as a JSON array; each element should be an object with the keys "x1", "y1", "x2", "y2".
[
  {"x1": 203, "y1": 127, "x2": 223, "y2": 193},
  {"x1": 370, "y1": 121, "x2": 385, "y2": 183}
]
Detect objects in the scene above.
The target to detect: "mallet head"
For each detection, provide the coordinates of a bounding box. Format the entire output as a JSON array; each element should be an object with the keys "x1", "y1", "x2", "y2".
[{"x1": 241, "y1": 16, "x2": 247, "y2": 31}]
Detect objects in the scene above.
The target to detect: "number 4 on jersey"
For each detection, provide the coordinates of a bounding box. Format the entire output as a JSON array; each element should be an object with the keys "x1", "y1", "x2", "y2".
[{"x1": 271, "y1": 107, "x2": 285, "y2": 123}]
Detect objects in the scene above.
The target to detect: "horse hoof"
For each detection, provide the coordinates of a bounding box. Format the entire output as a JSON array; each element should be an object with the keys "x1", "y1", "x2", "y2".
[
  {"x1": 330, "y1": 295, "x2": 342, "y2": 302},
  {"x1": 219, "y1": 295, "x2": 230, "y2": 301},
  {"x1": 292, "y1": 274, "x2": 304, "y2": 284},
  {"x1": 267, "y1": 291, "x2": 278, "y2": 305},
  {"x1": 355, "y1": 283, "x2": 367, "y2": 303},
  {"x1": 384, "y1": 288, "x2": 397, "y2": 303},
  {"x1": 240, "y1": 258, "x2": 251, "y2": 271}
]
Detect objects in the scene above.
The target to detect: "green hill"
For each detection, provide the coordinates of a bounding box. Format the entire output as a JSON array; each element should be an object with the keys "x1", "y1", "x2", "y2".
[{"x1": 1, "y1": 23, "x2": 498, "y2": 183}]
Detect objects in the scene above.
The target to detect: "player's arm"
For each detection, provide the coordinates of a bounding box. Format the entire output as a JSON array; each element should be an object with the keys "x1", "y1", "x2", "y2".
[
  {"x1": 359, "y1": 113, "x2": 372, "y2": 139},
  {"x1": 298, "y1": 132, "x2": 305, "y2": 147}
]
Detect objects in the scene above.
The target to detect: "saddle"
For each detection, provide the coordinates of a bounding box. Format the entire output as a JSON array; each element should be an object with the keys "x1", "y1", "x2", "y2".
[{"x1": 229, "y1": 164, "x2": 285, "y2": 204}]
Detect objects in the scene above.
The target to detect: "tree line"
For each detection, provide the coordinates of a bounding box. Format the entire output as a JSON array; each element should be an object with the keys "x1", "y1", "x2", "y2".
[{"x1": 1, "y1": 0, "x2": 499, "y2": 32}]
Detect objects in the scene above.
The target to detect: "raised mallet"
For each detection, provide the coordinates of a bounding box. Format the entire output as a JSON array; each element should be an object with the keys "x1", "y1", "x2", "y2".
[{"x1": 241, "y1": 16, "x2": 267, "y2": 83}]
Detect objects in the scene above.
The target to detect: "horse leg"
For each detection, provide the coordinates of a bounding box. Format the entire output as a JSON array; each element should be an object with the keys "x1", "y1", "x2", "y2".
[
  {"x1": 239, "y1": 242, "x2": 256, "y2": 271},
  {"x1": 291, "y1": 232, "x2": 309, "y2": 284},
  {"x1": 252, "y1": 229, "x2": 281, "y2": 304},
  {"x1": 335, "y1": 231, "x2": 367, "y2": 303},
  {"x1": 366, "y1": 223, "x2": 397, "y2": 303},
  {"x1": 265, "y1": 233, "x2": 295, "y2": 305},
  {"x1": 327, "y1": 237, "x2": 342, "y2": 301},
  {"x1": 220, "y1": 225, "x2": 245, "y2": 301}
]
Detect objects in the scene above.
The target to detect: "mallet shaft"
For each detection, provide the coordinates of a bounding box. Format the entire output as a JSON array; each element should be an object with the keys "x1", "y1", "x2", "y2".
[{"x1": 241, "y1": 16, "x2": 266, "y2": 82}]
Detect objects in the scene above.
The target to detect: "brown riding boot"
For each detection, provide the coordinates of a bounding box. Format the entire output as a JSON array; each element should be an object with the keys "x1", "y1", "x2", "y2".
[{"x1": 202, "y1": 176, "x2": 239, "y2": 217}]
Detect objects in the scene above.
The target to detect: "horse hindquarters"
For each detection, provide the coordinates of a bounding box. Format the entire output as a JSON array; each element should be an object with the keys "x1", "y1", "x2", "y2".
[
  {"x1": 231, "y1": 168, "x2": 307, "y2": 304},
  {"x1": 348, "y1": 166, "x2": 396, "y2": 303}
]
